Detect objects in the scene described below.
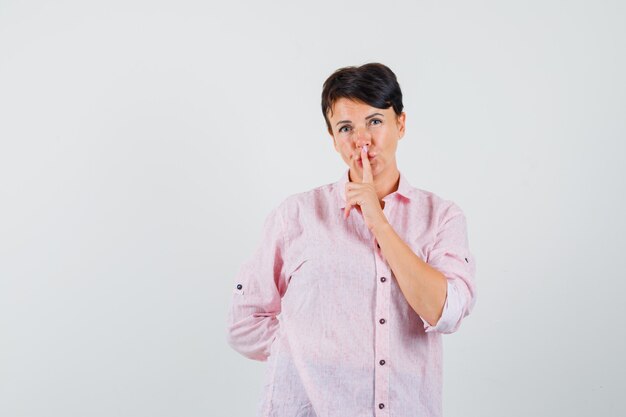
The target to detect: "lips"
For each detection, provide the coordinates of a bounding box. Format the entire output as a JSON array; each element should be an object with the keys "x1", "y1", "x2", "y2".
[
  {"x1": 357, "y1": 155, "x2": 376, "y2": 166},
  {"x1": 357, "y1": 153, "x2": 376, "y2": 161}
]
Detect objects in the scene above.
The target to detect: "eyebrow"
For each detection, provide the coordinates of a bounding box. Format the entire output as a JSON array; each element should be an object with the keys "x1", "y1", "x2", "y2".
[{"x1": 335, "y1": 112, "x2": 384, "y2": 127}]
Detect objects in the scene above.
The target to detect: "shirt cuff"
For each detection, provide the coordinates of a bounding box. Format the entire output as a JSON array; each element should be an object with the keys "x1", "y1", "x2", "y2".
[{"x1": 422, "y1": 279, "x2": 462, "y2": 334}]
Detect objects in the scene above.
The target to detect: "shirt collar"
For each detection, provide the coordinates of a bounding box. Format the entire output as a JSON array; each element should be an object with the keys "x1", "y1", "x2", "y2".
[{"x1": 336, "y1": 168, "x2": 414, "y2": 209}]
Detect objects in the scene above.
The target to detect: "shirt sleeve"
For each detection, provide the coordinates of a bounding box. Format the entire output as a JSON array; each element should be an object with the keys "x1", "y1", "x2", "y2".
[
  {"x1": 225, "y1": 203, "x2": 288, "y2": 361},
  {"x1": 422, "y1": 202, "x2": 477, "y2": 334}
]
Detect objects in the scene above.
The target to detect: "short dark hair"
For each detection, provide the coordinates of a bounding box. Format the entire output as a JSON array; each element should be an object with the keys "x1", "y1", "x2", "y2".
[{"x1": 321, "y1": 62, "x2": 404, "y2": 134}]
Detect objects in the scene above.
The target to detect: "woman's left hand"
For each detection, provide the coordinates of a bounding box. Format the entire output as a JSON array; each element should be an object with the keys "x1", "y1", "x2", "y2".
[{"x1": 344, "y1": 146, "x2": 389, "y2": 232}]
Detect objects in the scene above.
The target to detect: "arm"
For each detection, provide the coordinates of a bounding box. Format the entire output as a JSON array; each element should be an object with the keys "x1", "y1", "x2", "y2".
[
  {"x1": 372, "y1": 202, "x2": 477, "y2": 334},
  {"x1": 225, "y1": 204, "x2": 288, "y2": 360}
]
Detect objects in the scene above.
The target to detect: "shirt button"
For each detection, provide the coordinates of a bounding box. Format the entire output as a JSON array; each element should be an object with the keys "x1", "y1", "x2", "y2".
[
  {"x1": 379, "y1": 359, "x2": 386, "y2": 365},
  {"x1": 379, "y1": 318, "x2": 386, "y2": 324},
  {"x1": 380, "y1": 277, "x2": 386, "y2": 283},
  {"x1": 379, "y1": 403, "x2": 385, "y2": 409},
  {"x1": 236, "y1": 284, "x2": 242, "y2": 290}
]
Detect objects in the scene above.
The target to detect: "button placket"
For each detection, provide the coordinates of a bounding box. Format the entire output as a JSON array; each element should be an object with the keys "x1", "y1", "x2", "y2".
[
  {"x1": 233, "y1": 283, "x2": 245, "y2": 295},
  {"x1": 374, "y1": 257, "x2": 391, "y2": 415}
]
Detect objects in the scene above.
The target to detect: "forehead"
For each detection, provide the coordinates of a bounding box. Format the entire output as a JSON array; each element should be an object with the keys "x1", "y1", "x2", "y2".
[{"x1": 329, "y1": 98, "x2": 392, "y2": 120}]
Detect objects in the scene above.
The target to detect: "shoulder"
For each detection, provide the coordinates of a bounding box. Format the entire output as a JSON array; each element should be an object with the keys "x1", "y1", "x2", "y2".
[
  {"x1": 267, "y1": 180, "x2": 337, "y2": 242},
  {"x1": 410, "y1": 186, "x2": 466, "y2": 225},
  {"x1": 274, "y1": 180, "x2": 337, "y2": 216}
]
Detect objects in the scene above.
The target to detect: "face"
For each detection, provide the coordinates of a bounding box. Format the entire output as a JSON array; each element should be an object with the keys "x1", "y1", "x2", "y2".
[{"x1": 327, "y1": 97, "x2": 406, "y2": 179}]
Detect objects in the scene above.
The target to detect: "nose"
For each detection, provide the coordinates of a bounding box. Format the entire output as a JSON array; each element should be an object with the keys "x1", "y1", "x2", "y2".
[{"x1": 353, "y1": 126, "x2": 371, "y2": 147}]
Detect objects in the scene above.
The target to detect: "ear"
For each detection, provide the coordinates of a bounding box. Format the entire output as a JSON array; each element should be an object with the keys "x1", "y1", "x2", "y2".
[{"x1": 396, "y1": 112, "x2": 406, "y2": 140}]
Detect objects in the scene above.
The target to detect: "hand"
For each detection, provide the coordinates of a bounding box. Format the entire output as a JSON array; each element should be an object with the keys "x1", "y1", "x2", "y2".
[{"x1": 344, "y1": 145, "x2": 388, "y2": 231}]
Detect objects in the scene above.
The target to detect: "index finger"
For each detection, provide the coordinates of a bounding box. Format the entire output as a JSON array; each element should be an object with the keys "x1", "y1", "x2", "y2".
[{"x1": 361, "y1": 145, "x2": 373, "y2": 183}]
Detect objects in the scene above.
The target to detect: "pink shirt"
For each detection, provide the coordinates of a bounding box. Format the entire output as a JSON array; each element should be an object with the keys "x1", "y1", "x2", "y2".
[{"x1": 226, "y1": 169, "x2": 477, "y2": 417}]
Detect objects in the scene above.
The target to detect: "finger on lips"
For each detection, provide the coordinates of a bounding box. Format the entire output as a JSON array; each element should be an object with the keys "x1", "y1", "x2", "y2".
[
  {"x1": 345, "y1": 145, "x2": 372, "y2": 219},
  {"x1": 360, "y1": 145, "x2": 373, "y2": 183}
]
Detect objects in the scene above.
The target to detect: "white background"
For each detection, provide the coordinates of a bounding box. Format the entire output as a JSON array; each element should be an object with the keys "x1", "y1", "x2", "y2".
[{"x1": 1, "y1": 1, "x2": 625, "y2": 416}]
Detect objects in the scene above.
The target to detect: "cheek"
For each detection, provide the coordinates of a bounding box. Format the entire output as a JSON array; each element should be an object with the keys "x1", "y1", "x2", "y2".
[
  {"x1": 338, "y1": 142, "x2": 352, "y2": 156},
  {"x1": 368, "y1": 131, "x2": 387, "y2": 146},
  {"x1": 378, "y1": 131, "x2": 397, "y2": 147}
]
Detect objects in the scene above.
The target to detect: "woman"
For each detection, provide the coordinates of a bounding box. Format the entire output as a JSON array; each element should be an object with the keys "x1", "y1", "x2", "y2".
[{"x1": 226, "y1": 63, "x2": 477, "y2": 417}]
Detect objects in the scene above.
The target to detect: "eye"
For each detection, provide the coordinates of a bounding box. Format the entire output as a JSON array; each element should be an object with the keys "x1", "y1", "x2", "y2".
[
  {"x1": 370, "y1": 119, "x2": 382, "y2": 126},
  {"x1": 338, "y1": 125, "x2": 351, "y2": 133}
]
